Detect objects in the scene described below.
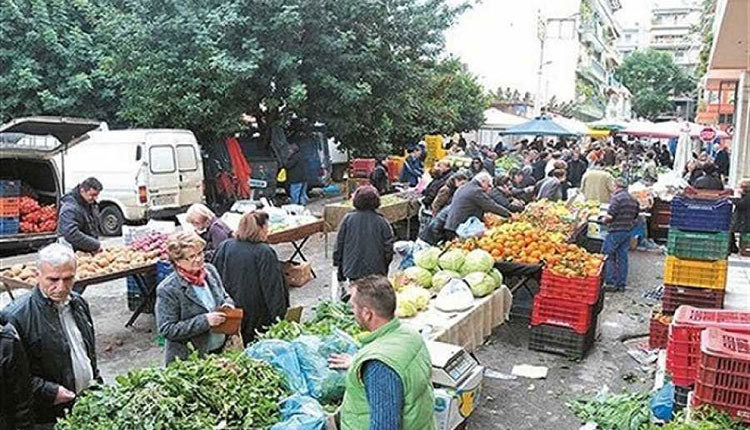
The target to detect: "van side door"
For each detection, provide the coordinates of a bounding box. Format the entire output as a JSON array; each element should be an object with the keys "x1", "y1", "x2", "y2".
[
  {"x1": 175, "y1": 138, "x2": 204, "y2": 206},
  {"x1": 145, "y1": 134, "x2": 180, "y2": 210}
]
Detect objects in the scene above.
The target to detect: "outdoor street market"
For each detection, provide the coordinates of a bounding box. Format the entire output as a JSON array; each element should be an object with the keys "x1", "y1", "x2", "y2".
[{"x1": 1, "y1": 0, "x2": 750, "y2": 429}]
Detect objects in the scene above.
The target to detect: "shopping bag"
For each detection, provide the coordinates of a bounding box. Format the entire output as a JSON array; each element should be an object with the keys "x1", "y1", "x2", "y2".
[{"x1": 456, "y1": 216, "x2": 486, "y2": 239}]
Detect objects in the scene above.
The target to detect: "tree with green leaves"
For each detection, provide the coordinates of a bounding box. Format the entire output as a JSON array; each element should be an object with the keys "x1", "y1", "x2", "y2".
[{"x1": 615, "y1": 49, "x2": 696, "y2": 120}]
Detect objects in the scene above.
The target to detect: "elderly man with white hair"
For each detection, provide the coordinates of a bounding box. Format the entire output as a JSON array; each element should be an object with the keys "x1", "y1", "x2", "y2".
[
  {"x1": 1, "y1": 243, "x2": 99, "y2": 427},
  {"x1": 444, "y1": 171, "x2": 510, "y2": 239}
]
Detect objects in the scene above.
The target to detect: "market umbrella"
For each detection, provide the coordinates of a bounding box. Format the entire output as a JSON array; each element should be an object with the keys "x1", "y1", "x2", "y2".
[
  {"x1": 673, "y1": 122, "x2": 692, "y2": 177},
  {"x1": 501, "y1": 116, "x2": 579, "y2": 136}
]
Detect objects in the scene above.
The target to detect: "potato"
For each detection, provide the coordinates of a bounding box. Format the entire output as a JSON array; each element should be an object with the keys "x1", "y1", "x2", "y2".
[{"x1": 10, "y1": 264, "x2": 24, "y2": 276}]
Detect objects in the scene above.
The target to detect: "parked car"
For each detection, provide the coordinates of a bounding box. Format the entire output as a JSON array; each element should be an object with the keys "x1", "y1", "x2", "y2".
[
  {"x1": 59, "y1": 129, "x2": 205, "y2": 235},
  {"x1": 0, "y1": 116, "x2": 101, "y2": 252}
]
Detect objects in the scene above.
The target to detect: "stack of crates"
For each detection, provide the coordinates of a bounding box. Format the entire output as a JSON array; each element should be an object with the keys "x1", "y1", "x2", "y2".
[
  {"x1": 692, "y1": 327, "x2": 750, "y2": 423},
  {"x1": 663, "y1": 196, "x2": 731, "y2": 314},
  {"x1": 528, "y1": 263, "x2": 604, "y2": 359},
  {"x1": 666, "y1": 306, "x2": 750, "y2": 396},
  {"x1": 0, "y1": 180, "x2": 20, "y2": 236}
]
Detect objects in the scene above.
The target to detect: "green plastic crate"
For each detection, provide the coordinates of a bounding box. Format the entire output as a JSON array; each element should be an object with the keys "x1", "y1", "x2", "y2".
[{"x1": 666, "y1": 229, "x2": 729, "y2": 261}]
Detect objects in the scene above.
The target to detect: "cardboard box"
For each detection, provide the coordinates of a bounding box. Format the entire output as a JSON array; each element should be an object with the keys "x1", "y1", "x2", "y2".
[
  {"x1": 433, "y1": 366, "x2": 484, "y2": 430},
  {"x1": 282, "y1": 261, "x2": 313, "y2": 288}
]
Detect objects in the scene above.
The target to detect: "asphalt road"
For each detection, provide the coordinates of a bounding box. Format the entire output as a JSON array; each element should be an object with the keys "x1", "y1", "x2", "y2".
[{"x1": 0, "y1": 195, "x2": 666, "y2": 429}]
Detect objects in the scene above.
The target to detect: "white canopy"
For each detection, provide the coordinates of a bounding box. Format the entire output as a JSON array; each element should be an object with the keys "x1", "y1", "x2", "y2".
[{"x1": 482, "y1": 108, "x2": 527, "y2": 128}]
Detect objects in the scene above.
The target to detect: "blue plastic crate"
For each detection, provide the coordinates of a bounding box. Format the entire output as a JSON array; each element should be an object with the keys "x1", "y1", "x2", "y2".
[
  {"x1": 669, "y1": 197, "x2": 731, "y2": 232},
  {"x1": 156, "y1": 260, "x2": 174, "y2": 283},
  {"x1": 0, "y1": 180, "x2": 20, "y2": 197},
  {"x1": 0, "y1": 216, "x2": 19, "y2": 236}
]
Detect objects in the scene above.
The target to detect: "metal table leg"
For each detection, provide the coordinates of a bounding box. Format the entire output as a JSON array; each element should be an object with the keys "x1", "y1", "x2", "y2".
[{"x1": 288, "y1": 237, "x2": 316, "y2": 278}]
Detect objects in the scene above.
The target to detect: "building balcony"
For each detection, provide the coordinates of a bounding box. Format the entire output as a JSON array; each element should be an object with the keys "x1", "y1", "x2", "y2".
[
  {"x1": 578, "y1": 56, "x2": 608, "y2": 83},
  {"x1": 650, "y1": 38, "x2": 693, "y2": 49}
]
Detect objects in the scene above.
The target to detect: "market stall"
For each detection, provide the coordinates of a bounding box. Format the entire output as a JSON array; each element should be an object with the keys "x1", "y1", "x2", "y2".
[
  {"x1": 323, "y1": 192, "x2": 421, "y2": 233},
  {"x1": 267, "y1": 218, "x2": 326, "y2": 277},
  {"x1": 0, "y1": 245, "x2": 161, "y2": 327}
]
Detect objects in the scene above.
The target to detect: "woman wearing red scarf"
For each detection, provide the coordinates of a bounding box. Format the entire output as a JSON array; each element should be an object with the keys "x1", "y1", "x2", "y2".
[{"x1": 155, "y1": 231, "x2": 234, "y2": 365}]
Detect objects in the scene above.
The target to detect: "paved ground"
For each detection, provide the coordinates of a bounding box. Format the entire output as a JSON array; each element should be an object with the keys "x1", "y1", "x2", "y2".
[{"x1": 0, "y1": 195, "x2": 666, "y2": 429}]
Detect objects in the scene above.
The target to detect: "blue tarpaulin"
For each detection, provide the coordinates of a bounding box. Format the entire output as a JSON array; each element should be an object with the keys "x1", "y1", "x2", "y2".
[{"x1": 500, "y1": 116, "x2": 578, "y2": 136}]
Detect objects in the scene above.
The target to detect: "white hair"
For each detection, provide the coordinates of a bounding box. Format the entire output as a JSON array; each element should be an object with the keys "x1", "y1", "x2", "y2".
[
  {"x1": 37, "y1": 243, "x2": 77, "y2": 269},
  {"x1": 473, "y1": 171, "x2": 493, "y2": 186}
]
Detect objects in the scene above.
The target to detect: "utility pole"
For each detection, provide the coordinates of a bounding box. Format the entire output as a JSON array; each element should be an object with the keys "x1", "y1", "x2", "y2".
[{"x1": 534, "y1": 9, "x2": 547, "y2": 117}]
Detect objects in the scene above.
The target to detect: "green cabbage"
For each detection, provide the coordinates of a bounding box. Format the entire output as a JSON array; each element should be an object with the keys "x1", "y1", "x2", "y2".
[
  {"x1": 431, "y1": 270, "x2": 461, "y2": 292},
  {"x1": 415, "y1": 247, "x2": 442, "y2": 271},
  {"x1": 403, "y1": 266, "x2": 432, "y2": 288},
  {"x1": 464, "y1": 272, "x2": 496, "y2": 297},
  {"x1": 396, "y1": 300, "x2": 419, "y2": 318},
  {"x1": 396, "y1": 286, "x2": 431, "y2": 318},
  {"x1": 488, "y1": 268, "x2": 504, "y2": 288},
  {"x1": 439, "y1": 249, "x2": 467, "y2": 272},
  {"x1": 463, "y1": 249, "x2": 494, "y2": 274}
]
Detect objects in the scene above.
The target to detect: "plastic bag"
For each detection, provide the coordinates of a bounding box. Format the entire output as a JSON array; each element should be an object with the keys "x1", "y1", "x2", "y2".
[
  {"x1": 245, "y1": 340, "x2": 309, "y2": 395},
  {"x1": 434, "y1": 279, "x2": 475, "y2": 312},
  {"x1": 650, "y1": 382, "x2": 674, "y2": 421},
  {"x1": 456, "y1": 216, "x2": 486, "y2": 239},
  {"x1": 293, "y1": 331, "x2": 358, "y2": 405},
  {"x1": 270, "y1": 395, "x2": 326, "y2": 430}
]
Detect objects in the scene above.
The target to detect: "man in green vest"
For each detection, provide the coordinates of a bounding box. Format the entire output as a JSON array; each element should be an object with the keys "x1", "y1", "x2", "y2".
[{"x1": 329, "y1": 275, "x2": 436, "y2": 430}]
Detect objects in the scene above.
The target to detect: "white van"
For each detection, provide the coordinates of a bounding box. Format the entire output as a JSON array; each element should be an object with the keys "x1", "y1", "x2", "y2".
[{"x1": 60, "y1": 129, "x2": 204, "y2": 236}]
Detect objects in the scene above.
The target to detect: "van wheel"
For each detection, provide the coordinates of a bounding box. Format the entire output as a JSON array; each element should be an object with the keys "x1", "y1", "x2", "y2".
[{"x1": 99, "y1": 205, "x2": 124, "y2": 237}]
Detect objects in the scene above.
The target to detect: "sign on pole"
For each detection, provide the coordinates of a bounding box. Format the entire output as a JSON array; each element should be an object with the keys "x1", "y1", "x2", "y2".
[{"x1": 699, "y1": 127, "x2": 717, "y2": 143}]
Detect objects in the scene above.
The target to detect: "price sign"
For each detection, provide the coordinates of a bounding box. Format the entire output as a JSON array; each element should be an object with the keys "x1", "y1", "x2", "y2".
[{"x1": 699, "y1": 127, "x2": 717, "y2": 142}]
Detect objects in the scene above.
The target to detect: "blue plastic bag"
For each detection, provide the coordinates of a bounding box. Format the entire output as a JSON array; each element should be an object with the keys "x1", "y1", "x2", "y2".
[
  {"x1": 245, "y1": 340, "x2": 309, "y2": 395},
  {"x1": 650, "y1": 382, "x2": 674, "y2": 421},
  {"x1": 292, "y1": 332, "x2": 357, "y2": 405},
  {"x1": 456, "y1": 216, "x2": 486, "y2": 239},
  {"x1": 270, "y1": 395, "x2": 326, "y2": 430}
]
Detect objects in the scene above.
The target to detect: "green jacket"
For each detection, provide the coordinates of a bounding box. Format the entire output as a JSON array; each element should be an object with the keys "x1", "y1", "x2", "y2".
[{"x1": 340, "y1": 318, "x2": 436, "y2": 430}]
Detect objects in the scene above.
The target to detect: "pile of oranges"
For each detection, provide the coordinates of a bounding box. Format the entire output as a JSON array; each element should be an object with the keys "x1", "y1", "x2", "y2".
[{"x1": 450, "y1": 221, "x2": 602, "y2": 278}]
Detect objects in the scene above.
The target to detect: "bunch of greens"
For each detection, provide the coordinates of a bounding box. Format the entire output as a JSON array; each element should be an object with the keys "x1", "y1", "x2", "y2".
[
  {"x1": 56, "y1": 352, "x2": 287, "y2": 430},
  {"x1": 258, "y1": 301, "x2": 363, "y2": 341},
  {"x1": 569, "y1": 390, "x2": 748, "y2": 430}
]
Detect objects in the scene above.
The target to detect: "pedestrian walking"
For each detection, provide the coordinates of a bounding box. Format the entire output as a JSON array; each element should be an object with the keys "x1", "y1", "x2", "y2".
[{"x1": 601, "y1": 178, "x2": 639, "y2": 292}]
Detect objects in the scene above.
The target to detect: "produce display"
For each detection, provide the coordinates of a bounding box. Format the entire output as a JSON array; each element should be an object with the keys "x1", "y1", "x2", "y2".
[
  {"x1": 129, "y1": 231, "x2": 168, "y2": 259},
  {"x1": 391, "y1": 246, "x2": 504, "y2": 317},
  {"x1": 19, "y1": 196, "x2": 57, "y2": 233},
  {"x1": 258, "y1": 301, "x2": 363, "y2": 341},
  {"x1": 1, "y1": 246, "x2": 160, "y2": 285},
  {"x1": 442, "y1": 155, "x2": 473, "y2": 169},
  {"x1": 512, "y1": 199, "x2": 598, "y2": 237},
  {"x1": 450, "y1": 219, "x2": 603, "y2": 278},
  {"x1": 570, "y1": 389, "x2": 747, "y2": 430},
  {"x1": 339, "y1": 193, "x2": 405, "y2": 209},
  {"x1": 56, "y1": 352, "x2": 288, "y2": 430},
  {"x1": 494, "y1": 154, "x2": 522, "y2": 172}
]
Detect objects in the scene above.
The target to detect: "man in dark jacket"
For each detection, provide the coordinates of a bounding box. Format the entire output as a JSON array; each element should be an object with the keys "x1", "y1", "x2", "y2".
[
  {"x1": 445, "y1": 172, "x2": 510, "y2": 235},
  {"x1": 489, "y1": 175, "x2": 524, "y2": 213},
  {"x1": 0, "y1": 316, "x2": 34, "y2": 430},
  {"x1": 400, "y1": 146, "x2": 424, "y2": 187},
  {"x1": 566, "y1": 148, "x2": 588, "y2": 188},
  {"x1": 1, "y1": 244, "x2": 100, "y2": 426},
  {"x1": 714, "y1": 145, "x2": 730, "y2": 179},
  {"x1": 531, "y1": 151, "x2": 549, "y2": 182},
  {"x1": 421, "y1": 161, "x2": 451, "y2": 210},
  {"x1": 369, "y1": 156, "x2": 391, "y2": 196},
  {"x1": 693, "y1": 163, "x2": 725, "y2": 190},
  {"x1": 58, "y1": 177, "x2": 102, "y2": 252},
  {"x1": 285, "y1": 143, "x2": 308, "y2": 206}
]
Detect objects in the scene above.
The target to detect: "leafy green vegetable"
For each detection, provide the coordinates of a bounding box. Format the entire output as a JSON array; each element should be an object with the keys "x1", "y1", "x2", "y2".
[
  {"x1": 56, "y1": 352, "x2": 287, "y2": 430},
  {"x1": 439, "y1": 249, "x2": 467, "y2": 272},
  {"x1": 415, "y1": 247, "x2": 442, "y2": 271},
  {"x1": 258, "y1": 301, "x2": 362, "y2": 341},
  {"x1": 463, "y1": 272, "x2": 495, "y2": 297},
  {"x1": 431, "y1": 270, "x2": 461, "y2": 292},
  {"x1": 403, "y1": 266, "x2": 433, "y2": 288},
  {"x1": 463, "y1": 249, "x2": 494, "y2": 273}
]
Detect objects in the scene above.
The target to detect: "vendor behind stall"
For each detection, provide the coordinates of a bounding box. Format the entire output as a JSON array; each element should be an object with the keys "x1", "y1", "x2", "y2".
[
  {"x1": 445, "y1": 172, "x2": 510, "y2": 239},
  {"x1": 58, "y1": 177, "x2": 103, "y2": 252},
  {"x1": 329, "y1": 275, "x2": 436, "y2": 430},
  {"x1": 185, "y1": 203, "x2": 233, "y2": 261}
]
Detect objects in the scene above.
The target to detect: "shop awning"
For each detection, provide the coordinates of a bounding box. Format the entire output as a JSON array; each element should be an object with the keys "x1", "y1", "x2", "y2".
[{"x1": 501, "y1": 116, "x2": 579, "y2": 136}]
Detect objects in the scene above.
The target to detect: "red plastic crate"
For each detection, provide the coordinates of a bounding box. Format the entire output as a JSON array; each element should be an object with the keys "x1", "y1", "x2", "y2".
[
  {"x1": 666, "y1": 307, "x2": 750, "y2": 387},
  {"x1": 530, "y1": 295, "x2": 597, "y2": 334},
  {"x1": 0, "y1": 197, "x2": 19, "y2": 217},
  {"x1": 662, "y1": 285, "x2": 725, "y2": 315},
  {"x1": 538, "y1": 264, "x2": 603, "y2": 305},
  {"x1": 650, "y1": 312, "x2": 671, "y2": 350},
  {"x1": 349, "y1": 158, "x2": 376, "y2": 178},
  {"x1": 693, "y1": 328, "x2": 750, "y2": 423}
]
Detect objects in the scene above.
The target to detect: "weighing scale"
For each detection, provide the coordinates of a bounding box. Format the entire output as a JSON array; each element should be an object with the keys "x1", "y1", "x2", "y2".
[
  {"x1": 427, "y1": 341, "x2": 479, "y2": 388},
  {"x1": 427, "y1": 341, "x2": 485, "y2": 430}
]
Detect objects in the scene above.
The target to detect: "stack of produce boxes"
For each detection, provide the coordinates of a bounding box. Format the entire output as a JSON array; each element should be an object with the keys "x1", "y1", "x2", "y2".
[
  {"x1": 0, "y1": 180, "x2": 20, "y2": 236},
  {"x1": 693, "y1": 327, "x2": 750, "y2": 423},
  {"x1": 528, "y1": 263, "x2": 604, "y2": 360},
  {"x1": 663, "y1": 195, "x2": 732, "y2": 409},
  {"x1": 666, "y1": 306, "x2": 750, "y2": 413}
]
